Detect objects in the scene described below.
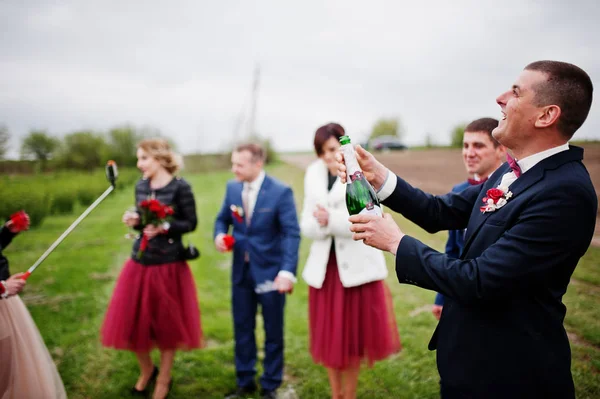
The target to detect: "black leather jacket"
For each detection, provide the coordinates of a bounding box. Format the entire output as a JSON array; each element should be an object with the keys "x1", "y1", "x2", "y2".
[
  {"x1": 131, "y1": 177, "x2": 197, "y2": 265},
  {"x1": 0, "y1": 226, "x2": 16, "y2": 297}
]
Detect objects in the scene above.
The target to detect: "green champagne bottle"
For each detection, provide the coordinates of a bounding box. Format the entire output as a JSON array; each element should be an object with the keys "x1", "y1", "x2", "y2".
[{"x1": 339, "y1": 135, "x2": 382, "y2": 216}]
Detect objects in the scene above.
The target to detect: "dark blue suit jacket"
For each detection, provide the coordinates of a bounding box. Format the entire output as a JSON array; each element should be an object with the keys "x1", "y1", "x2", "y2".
[
  {"x1": 214, "y1": 174, "x2": 301, "y2": 285},
  {"x1": 435, "y1": 180, "x2": 469, "y2": 306},
  {"x1": 386, "y1": 147, "x2": 596, "y2": 398}
]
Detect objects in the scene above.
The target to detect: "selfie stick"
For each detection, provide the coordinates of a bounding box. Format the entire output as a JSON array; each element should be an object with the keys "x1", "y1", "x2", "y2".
[{"x1": 22, "y1": 161, "x2": 119, "y2": 280}]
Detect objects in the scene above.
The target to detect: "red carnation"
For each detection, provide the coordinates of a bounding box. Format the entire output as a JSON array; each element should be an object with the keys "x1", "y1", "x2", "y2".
[{"x1": 223, "y1": 234, "x2": 235, "y2": 251}]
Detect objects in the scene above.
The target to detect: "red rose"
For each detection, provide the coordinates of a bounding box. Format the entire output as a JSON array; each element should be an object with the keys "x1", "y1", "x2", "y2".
[
  {"x1": 486, "y1": 188, "x2": 505, "y2": 202},
  {"x1": 149, "y1": 202, "x2": 162, "y2": 213}
]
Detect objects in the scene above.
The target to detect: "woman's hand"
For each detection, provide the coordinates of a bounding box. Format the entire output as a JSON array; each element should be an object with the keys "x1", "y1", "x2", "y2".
[
  {"x1": 143, "y1": 224, "x2": 164, "y2": 240},
  {"x1": 4, "y1": 273, "x2": 26, "y2": 296},
  {"x1": 122, "y1": 210, "x2": 140, "y2": 227},
  {"x1": 313, "y1": 204, "x2": 329, "y2": 227}
]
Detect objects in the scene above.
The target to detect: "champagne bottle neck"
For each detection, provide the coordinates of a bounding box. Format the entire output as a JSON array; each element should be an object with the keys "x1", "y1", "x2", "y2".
[{"x1": 341, "y1": 143, "x2": 362, "y2": 182}]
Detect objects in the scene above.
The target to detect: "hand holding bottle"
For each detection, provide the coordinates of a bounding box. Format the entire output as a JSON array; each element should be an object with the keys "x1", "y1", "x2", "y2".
[
  {"x1": 348, "y1": 213, "x2": 404, "y2": 255},
  {"x1": 336, "y1": 144, "x2": 388, "y2": 190}
]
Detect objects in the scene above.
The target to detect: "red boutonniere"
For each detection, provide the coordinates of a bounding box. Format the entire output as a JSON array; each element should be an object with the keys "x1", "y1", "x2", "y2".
[
  {"x1": 230, "y1": 205, "x2": 244, "y2": 223},
  {"x1": 7, "y1": 210, "x2": 30, "y2": 232},
  {"x1": 480, "y1": 186, "x2": 513, "y2": 213},
  {"x1": 137, "y1": 199, "x2": 174, "y2": 259}
]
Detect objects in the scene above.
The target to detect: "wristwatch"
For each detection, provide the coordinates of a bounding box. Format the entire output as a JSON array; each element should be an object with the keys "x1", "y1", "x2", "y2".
[{"x1": 161, "y1": 222, "x2": 171, "y2": 233}]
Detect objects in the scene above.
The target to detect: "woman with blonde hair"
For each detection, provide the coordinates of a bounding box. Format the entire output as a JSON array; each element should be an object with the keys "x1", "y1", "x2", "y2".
[
  {"x1": 301, "y1": 124, "x2": 401, "y2": 399},
  {"x1": 101, "y1": 139, "x2": 202, "y2": 399}
]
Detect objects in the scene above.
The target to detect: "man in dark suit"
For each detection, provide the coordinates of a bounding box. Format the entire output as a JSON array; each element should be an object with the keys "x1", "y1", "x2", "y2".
[
  {"x1": 341, "y1": 61, "x2": 597, "y2": 398},
  {"x1": 214, "y1": 143, "x2": 300, "y2": 399},
  {"x1": 433, "y1": 118, "x2": 506, "y2": 320}
]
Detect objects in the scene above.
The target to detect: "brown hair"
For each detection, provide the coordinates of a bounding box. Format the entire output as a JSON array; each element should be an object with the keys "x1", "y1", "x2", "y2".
[
  {"x1": 314, "y1": 123, "x2": 345, "y2": 156},
  {"x1": 465, "y1": 118, "x2": 501, "y2": 148},
  {"x1": 137, "y1": 138, "x2": 181, "y2": 174},
  {"x1": 525, "y1": 60, "x2": 593, "y2": 139},
  {"x1": 234, "y1": 142, "x2": 266, "y2": 163}
]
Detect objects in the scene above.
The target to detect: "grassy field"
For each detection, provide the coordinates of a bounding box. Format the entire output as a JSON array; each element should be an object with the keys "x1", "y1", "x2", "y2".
[{"x1": 4, "y1": 163, "x2": 600, "y2": 398}]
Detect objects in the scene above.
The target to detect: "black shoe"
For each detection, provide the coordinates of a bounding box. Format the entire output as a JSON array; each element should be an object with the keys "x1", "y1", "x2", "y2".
[
  {"x1": 260, "y1": 389, "x2": 277, "y2": 399},
  {"x1": 224, "y1": 384, "x2": 257, "y2": 398},
  {"x1": 130, "y1": 366, "x2": 159, "y2": 396}
]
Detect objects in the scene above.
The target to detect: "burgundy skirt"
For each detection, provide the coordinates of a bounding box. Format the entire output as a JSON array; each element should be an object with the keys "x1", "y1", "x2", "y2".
[
  {"x1": 309, "y1": 249, "x2": 401, "y2": 369},
  {"x1": 101, "y1": 259, "x2": 202, "y2": 352}
]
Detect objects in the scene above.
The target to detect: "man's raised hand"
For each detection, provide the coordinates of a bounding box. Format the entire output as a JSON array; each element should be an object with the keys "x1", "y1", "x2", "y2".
[{"x1": 335, "y1": 145, "x2": 388, "y2": 190}]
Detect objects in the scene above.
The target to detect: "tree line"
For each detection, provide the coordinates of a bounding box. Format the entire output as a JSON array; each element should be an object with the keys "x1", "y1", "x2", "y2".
[{"x1": 0, "y1": 124, "x2": 160, "y2": 171}]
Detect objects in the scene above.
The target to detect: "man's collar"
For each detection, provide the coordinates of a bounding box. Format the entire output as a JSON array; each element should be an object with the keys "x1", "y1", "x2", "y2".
[{"x1": 517, "y1": 143, "x2": 570, "y2": 174}]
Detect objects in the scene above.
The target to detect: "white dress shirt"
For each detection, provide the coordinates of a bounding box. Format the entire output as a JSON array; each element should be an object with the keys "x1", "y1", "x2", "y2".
[
  {"x1": 243, "y1": 170, "x2": 266, "y2": 221},
  {"x1": 497, "y1": 143, "x2": 569, "y2": 189}
]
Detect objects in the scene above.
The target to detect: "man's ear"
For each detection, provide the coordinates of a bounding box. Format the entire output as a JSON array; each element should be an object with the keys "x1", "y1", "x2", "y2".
[{"x1": 535, "y1": 105, "x2": 561, "y2": 129}]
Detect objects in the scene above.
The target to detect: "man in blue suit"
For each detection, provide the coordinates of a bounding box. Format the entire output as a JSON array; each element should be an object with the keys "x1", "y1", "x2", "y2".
[
  {"x1": 342, "y1": 61, "x2": 596, "y2": 398},
  {"x1": 433, "y1": 118, "x2": 506, "y2": 320},
  {"x1": 214, "y1": 143, "x2": 300, "y2": 399}
]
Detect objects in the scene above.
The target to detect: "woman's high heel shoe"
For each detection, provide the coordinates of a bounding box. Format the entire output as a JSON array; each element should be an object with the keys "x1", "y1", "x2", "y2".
[{"x1": 130, "y1": 366, "x2": 159, "y2": 396}]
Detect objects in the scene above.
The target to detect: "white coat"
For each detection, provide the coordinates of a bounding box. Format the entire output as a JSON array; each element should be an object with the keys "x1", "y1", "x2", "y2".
[{"x1": 300, "y1": 159, "x2": 388, "y2": 288}]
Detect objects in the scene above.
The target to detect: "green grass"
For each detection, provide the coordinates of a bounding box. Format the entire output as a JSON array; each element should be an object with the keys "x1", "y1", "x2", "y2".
[{"x1": 4, "y1": 164, "x2": 599, "y2": 398}]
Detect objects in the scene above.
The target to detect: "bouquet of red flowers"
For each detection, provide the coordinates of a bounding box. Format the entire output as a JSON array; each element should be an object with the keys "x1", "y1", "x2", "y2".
[
  {"x1": 137, "y1": 199, "x2": 174, "y2": 259},
  {"x1": 7, "y1": 210, "x2": 30, "y2": 232}
]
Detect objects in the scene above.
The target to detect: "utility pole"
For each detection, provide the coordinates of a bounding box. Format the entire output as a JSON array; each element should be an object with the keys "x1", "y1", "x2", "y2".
[{"x1": 247, "y1": 65, "x2": 260, "y2": 138}]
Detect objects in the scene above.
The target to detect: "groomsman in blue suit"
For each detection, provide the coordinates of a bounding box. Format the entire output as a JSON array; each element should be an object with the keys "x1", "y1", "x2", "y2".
[
  {"x1": 214, "y1": 143, "x2": 300, "y2": 399},
  {"x1": 433, "y1": 118, "x2": 506, "y2": 320},
  {"x1": 342, "y1": 61, "x2": 596, "y2": 398}
]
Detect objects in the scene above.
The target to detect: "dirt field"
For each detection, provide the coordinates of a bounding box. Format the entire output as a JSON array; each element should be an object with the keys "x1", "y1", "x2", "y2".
[{"x1": 280, "y1": 142, "x2": 600, "y2": 246}]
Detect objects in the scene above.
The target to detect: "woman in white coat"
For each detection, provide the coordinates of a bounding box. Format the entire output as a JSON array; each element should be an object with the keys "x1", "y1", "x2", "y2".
[{"x1": 301, "y1": 123, "x2": 401, "y2": 399}]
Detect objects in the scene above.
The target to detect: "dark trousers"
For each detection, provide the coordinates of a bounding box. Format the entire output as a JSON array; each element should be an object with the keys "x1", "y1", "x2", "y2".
[{"x1": 232, "y1": 264, "x2": 286, "y2": 392}]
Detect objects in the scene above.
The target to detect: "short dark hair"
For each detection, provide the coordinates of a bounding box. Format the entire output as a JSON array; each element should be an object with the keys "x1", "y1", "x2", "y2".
[
  {"x1": 464, "y1": 118, "x2": 501, "y2": 148},
  {"x1": 235, "y1": 142, "x2": 265, "y2": 162},
  {"x1": 314, "y1": 123, "x2": 345, "y2": 156},
  {"x1": 525, "y1": 60, "x2": 593, "y2": 139}
]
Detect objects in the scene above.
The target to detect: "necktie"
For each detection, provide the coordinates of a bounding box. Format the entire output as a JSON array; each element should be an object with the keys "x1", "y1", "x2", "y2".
[
  {"x1": 467, "y1": 176, "x2": 489, "y2": 186},
  {"x1": 242, "y1": 185, "x2": 252, "y2": 226},
  {"x1": 506, "y1": 153, "x2": 522, "y2": 177}
]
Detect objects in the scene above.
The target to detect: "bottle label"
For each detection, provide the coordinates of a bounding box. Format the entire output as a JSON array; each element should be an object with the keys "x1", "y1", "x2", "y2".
[{"x1": 359, "y1": 203, "x2": 382, "y2": 216}]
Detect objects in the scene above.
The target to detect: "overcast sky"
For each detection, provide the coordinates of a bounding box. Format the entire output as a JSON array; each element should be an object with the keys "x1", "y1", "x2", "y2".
[{"x1": 1, "y1": 0, "x2": 599, "y2": 157}]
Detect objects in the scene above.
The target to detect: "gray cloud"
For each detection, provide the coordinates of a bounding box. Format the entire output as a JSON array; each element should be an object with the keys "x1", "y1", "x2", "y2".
[{"x1": 1, "y1": 0, "x2": 599, "y2": 157}]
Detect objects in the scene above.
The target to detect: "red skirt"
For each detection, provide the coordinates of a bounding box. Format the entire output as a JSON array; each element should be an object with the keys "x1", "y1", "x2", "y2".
[
  {"x1": 101, "y1": 259, "x2": 202, "y2": 352},
  {"x1": 309, "y1": 249, "x2": 401, "y2": 369}
]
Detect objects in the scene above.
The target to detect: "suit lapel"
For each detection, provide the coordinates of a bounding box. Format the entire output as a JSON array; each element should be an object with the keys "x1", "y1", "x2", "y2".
[
  {"x1": 462, "y1": 165, "x2": 509, "y2": 249},
  {"x1": 249, "y1": 175, "x2": 272, "y2": 228},
  {"x1": 461, "y1": 146, "x2": 583, "y2": 256}
]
